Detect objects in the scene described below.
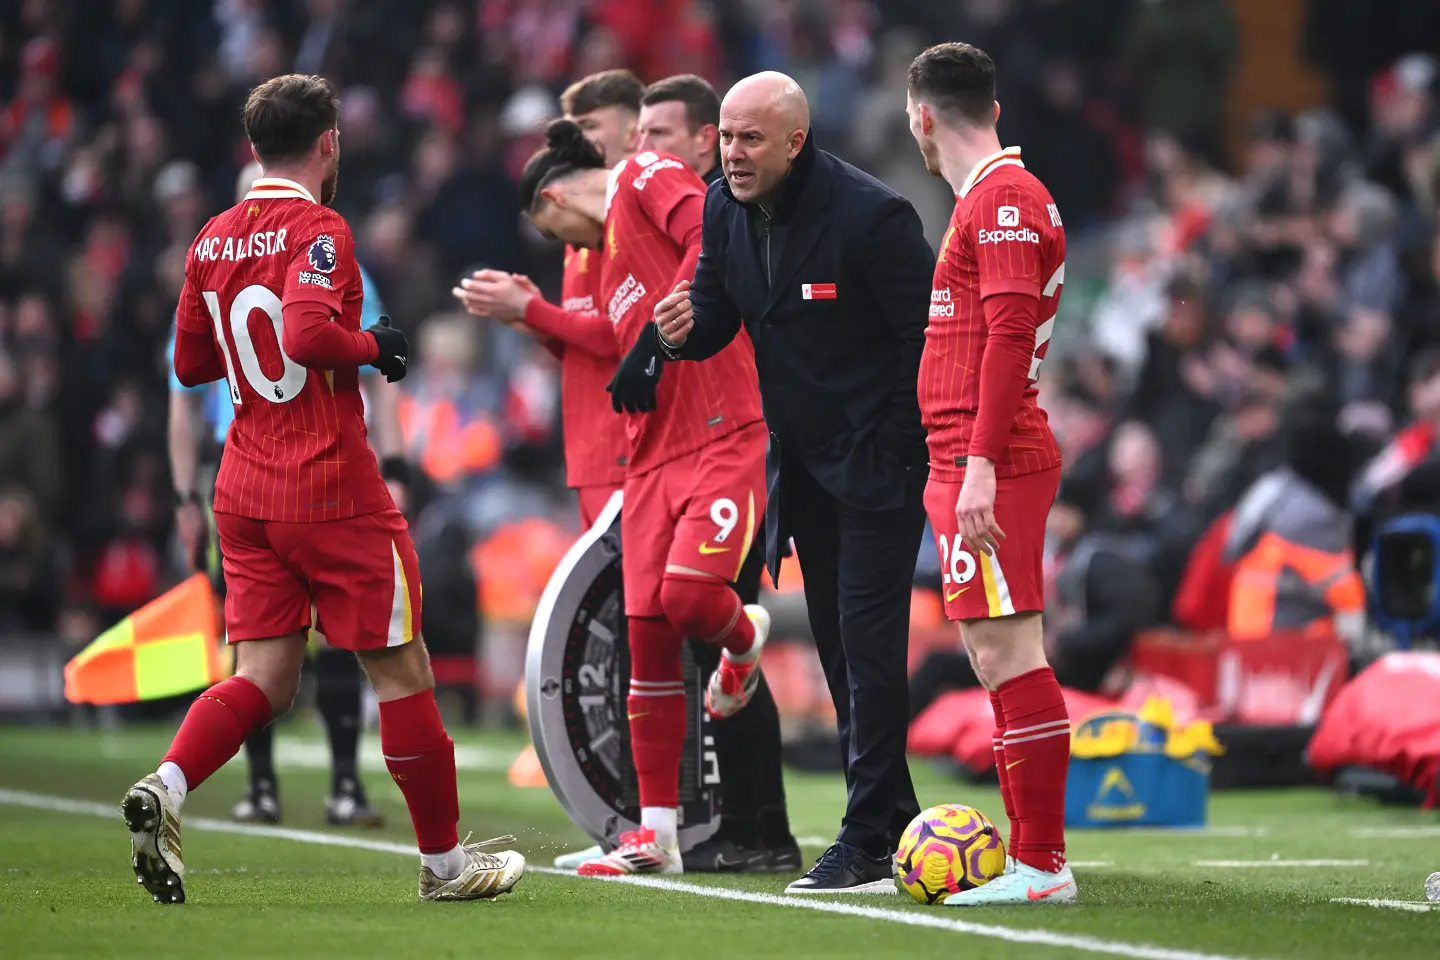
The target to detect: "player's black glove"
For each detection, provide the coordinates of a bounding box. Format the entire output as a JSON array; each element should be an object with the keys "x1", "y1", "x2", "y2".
[
  {"x1": 607, "y1": 321, "x2": 666, "y2": 414},
  {"x1": 369, "y1": 315, "x2": 409, "y2": 383}
]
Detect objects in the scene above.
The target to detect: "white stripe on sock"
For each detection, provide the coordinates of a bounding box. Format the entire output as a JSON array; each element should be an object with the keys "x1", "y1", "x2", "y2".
[
  {"x1": 1003, "y1": 728, "x2": 1072, "y2": 746},
  {"x1": 1003, "y1": 718, "x2": 1071, "y2": 737}
]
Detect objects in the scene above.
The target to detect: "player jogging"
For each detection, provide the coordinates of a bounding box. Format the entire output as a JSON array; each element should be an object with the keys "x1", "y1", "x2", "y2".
[
  {"x1": 906, "y1": 43, "x2": 1076, "y2": 906},
  {"x1": 167, "y1": 160, "x2": 404, "y2": 829},
  {"x1": 453, "y1": 69, "x2": 642, "y2": 528},
  {"x1": 122, "y1": 74, "x2": 524, "y2": 905},
  {"x1": 516, "y1": 119, "x2": 770, "y2": 876}
]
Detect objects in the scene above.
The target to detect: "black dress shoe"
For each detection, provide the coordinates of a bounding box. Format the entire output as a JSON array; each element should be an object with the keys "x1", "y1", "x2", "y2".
[
  {"x1": 682, "y1": 835, "x2": 757, "y2": 873},
  {"x1": 784, "y1": 841, "x2": 896, "y2": 894},
  {"x1": 751, "y1": 840, "x2": 803, "y2": 873}
]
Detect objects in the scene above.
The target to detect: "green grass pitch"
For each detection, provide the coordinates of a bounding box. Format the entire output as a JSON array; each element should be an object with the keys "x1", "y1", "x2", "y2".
[{"x1": 2, "y1": 721, "x2": 1438, "y2": 959}]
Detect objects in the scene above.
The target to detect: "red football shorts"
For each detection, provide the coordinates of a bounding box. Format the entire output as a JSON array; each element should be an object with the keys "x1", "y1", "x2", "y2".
[
  {"x1": 622, "y1": 422, "x2": 766, "y2": 617},
  {"x1": 924, "y1": 465, "x2": 1060, "y2": 622},
  {"x1": 215, "y1": 507, "x2": 422, "y2": 650},
  {"x1": 577, "y1": 483, "x2": 623, "y2": 529}
]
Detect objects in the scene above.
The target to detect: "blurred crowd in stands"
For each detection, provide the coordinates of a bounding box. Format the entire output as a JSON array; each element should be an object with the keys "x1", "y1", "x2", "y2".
[{"x1": 3, "y1": 0, "x2": 1440, "y2": 714}]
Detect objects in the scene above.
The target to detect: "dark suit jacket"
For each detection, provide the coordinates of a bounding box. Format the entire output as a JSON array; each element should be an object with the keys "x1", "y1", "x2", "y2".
[{"x1": 664, "y1": 136, "x2": 935, "y2": 577}]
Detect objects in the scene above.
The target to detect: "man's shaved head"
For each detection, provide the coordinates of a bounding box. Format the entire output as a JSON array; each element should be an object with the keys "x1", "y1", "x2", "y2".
[{"x1": 718, "y1": 71, "x2": 810, "y2": 206}]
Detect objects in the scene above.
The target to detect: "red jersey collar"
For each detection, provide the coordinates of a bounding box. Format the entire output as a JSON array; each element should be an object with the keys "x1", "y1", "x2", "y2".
[
  {"x1": 957, "y1": 147, "x2": 1024, "y2": 199},
  {"x1": 242, "y1": 177, "x2": 316, "y2": 203}
]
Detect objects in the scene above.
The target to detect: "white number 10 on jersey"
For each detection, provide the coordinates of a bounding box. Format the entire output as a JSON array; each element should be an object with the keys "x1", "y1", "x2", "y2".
[{"x1": 203, "y1": 284, "x2": 307, "y2": 405}]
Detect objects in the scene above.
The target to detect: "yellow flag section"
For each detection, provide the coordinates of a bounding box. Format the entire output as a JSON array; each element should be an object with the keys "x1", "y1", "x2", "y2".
[{"x1": 64, "y1": 573, "x2": 223, "y2": 705}]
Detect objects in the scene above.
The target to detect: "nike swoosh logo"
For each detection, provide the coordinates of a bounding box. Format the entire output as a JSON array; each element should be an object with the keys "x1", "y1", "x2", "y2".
[
  {"x1": 645, "y1": 357, "x2": 656, "y2": 376},
  {"x1": 1028, "y1": 881, "x2": 1073, "y2": 901},
  {"x1": 626, "y1": 712, "x2": 649, "y2": 720},
  {"x1": 698, "y1": 543, "x2": 730, "y2": 555},
  {"x1": 1006, "y1": 759, "x2": 1025, "y2": 770},
  {"x1": 945, "y1": 587, "x2": 969, "y2": 601}
]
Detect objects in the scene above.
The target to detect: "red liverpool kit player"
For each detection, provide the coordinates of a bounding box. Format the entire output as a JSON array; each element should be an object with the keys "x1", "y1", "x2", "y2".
[
  {"x1": 453, "y1": 70, "x2": 645, "y2": 527},
  {"x1": 517, "y1": 119, "x2": 770, "y2": 876},
  {"x1": 907, "y1": 43, "x2": 1077, "y2": 905},
  {"x1": 121, "y1": 74, "x2": 525, "y2": 906}
]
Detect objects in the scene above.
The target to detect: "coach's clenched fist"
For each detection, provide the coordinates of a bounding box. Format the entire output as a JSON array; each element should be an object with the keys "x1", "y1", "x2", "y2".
[{"x1": 654, "y1": 280, "x2": 694, "y2": 348}]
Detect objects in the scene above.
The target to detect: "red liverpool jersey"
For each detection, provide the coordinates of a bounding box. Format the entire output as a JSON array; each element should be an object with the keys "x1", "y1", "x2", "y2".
[
  {"x1": 556, "y1": 245, "x2": 629, "y2": 488},
  {"x1": 920, "y1": 148, "x2": 1065, "y2": 481},
  {"x1": 601, "y1": 150, "x2": 763, "y2": 475},
  {"x1": 175, "y1": 177, "x2": 391, "y2": 521}
]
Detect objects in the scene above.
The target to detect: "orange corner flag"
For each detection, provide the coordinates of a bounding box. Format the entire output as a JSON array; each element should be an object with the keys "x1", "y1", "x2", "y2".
[{"x1": 64, "y1": 573, "x2": 223, "y2": 705}]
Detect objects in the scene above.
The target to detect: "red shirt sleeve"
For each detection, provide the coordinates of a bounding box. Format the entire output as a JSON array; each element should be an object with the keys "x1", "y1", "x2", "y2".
[
  {"x1": 282, "y1": 298, "x2": 378, "y2": 368},
  {"x1": 971, "y1": 185, "x2": 1048, "y2": 301},
  {"x1": 969, "y1": 292, "x2": 1039, "y2": 463},
  {"x1": 967, "y1": 185, "x2": 1051, "y2": 462},
  {"x1": 631, "y1": 153, "x2": 705, "y2": 269},
  {"x1": 664, "y1": 192, "x2": 704, "y2": 290},
  {"x1": 175, "y1": 224, "x2": 217, "y2": 334},
  {"x1": 280, "y1": 215, "x2": 376, "y2": 368},
  {"x1": 173, "y1": 240, "x2": 225, "y2": 385},
  {"x1": 173, "y1": 307, "x2": 225, "y2": 386},
  {"x1": 524, "y1": 296, "x2": 619, "y2": 358}
]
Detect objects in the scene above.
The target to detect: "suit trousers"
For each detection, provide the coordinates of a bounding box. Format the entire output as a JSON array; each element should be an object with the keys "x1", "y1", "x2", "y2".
[{"x1": 784, "y1": 458, "x2": 926, "y2": 857}]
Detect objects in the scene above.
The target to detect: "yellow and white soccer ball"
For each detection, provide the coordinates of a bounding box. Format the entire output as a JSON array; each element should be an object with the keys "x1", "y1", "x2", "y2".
[{"x1": 894, "y1": 803, "x2": 1007, "y2": 904}]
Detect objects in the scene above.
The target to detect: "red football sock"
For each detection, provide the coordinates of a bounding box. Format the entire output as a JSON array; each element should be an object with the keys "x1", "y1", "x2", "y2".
[
  {"x1": 989, "y1": 689, "x2": 1021, "y2": 854},
  {"x1": 659, "y1": 573, "x2": 755, "y2": 657},
  {"x1": 162, "y1": 676, "x2": 272, "y2": 790},
  {"x1": 999, "y1": 667, "x2": 1069, "y2": 873},
  {"x1": 627, "y1": 616, "x2": 687, "y2": 809},
  {"x1": 379, "y1": 690, "x2": 459, "y2": 854}
]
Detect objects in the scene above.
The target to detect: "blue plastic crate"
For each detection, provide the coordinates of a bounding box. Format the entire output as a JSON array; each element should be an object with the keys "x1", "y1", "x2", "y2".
[{"x1": 1064, "y1": 703, "x2": 1220, "y2": 829}]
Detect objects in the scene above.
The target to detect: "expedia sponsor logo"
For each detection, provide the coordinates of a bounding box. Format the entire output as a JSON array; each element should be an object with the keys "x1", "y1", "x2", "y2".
[
  {"x1": 563, "y1": 295, "x2": 597, "y2": 315},
  {"x1": 607, "y1": 274, "x2": 646, "y2": 325},
  {"x1": 633, "y1": 157, "x2": 686, "y2": 191},
  {"x1": 929, "y1": 287, "x2": 954, "y2": 318},
  {"x1": 978, "y1": 226, "x2": 1040, "y2": 245}
]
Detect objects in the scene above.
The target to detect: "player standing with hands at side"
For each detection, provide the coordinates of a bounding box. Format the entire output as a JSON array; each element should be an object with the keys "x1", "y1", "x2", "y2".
[
  {"x1": 906, "y1": 43, "x2": 1076, "y2": 906},
  {"x1": 122, "y1": 74, "x2": 525, "y2": 905}
]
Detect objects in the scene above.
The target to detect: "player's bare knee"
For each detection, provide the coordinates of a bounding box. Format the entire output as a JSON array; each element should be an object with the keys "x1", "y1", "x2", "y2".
[
  {"x1": 357, "y1": 639, "x2": 434, "y2": 702},
  {"x1": 233, "y1": 633, "x2": 308, "y2": 715},
  {"x1": 963, "y1": 614, "x2": 1046, "y2": 689}
]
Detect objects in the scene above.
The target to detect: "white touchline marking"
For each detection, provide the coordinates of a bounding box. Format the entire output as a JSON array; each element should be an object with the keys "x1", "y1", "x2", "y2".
[
  {"x1": 1194, "y1": 860, "x2": 1370, "y2": 868},
  {"x1": 94, "y1": 737, "x2": 513, "y2": 773},
  {"x1": 1331, "y1": 898, "x2": 1436, "y2": 913},
  {"x1": 1350, "y1": 826, "x2": 1440, "y2": 839},
  {"x1": 0, "y1": 789, "x2": 1256, "y2": 960}
]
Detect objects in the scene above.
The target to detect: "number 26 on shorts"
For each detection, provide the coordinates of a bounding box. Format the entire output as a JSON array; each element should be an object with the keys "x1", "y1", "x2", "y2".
[{"x1": 938, "y1": 534, "x2": 977, "y2": 603}]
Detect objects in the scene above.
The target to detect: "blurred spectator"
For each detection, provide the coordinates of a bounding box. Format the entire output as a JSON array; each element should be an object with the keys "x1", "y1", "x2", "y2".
[
  {"x1": 0, "y1": 0, "x2": 1434, "y2": 679},
  {"x1": 1120, "y1": 0, "x2": 1238, "y2": 166},
  {"x1": 0, "y1": 485, "x2": 62, "y2": 632}
]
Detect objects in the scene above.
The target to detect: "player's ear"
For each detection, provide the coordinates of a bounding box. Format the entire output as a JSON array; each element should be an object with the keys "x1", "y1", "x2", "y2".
[
  {"x1": 540, "y1": 185, "x2": 565, "y2": 209},
  {"x1": 320, "y1": 128, "x2": 337, "y2": 156},
  {"x1": 249, "y1": 142, "x2": 261, "y2": 167},
  {"x1": 788, "y1": 129, "x2": 806, "y2": 161},
  {"x1": 993, "y1": 101, "x2": 1001, "y2": 126},
  {"x1": 699, "y1": 123, "x2": 719, "y2": 157}
]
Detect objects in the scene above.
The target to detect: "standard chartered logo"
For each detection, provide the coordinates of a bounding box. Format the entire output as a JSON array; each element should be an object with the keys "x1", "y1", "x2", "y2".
[
  {"x1": 608, "y1": 274, "x2": 647, "y2": 325},
  {"x1": 929, "y1": 287, "x2": 954, "y2": 318}
]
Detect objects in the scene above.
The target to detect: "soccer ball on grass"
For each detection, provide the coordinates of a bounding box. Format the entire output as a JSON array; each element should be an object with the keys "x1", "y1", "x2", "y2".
[{"x1": 894, "y1": 803, "x2": 1006, "y2": 904}]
